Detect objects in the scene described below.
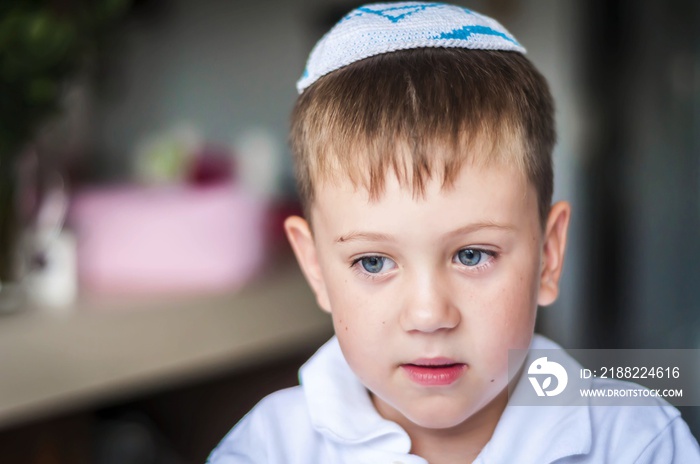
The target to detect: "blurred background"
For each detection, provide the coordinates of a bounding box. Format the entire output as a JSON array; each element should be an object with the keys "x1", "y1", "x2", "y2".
[{"x1": 0, "y1": 0, "x2": 698, "y2": 462}]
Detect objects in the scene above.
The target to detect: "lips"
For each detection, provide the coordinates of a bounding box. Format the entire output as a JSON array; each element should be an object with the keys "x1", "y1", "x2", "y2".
[{"x1": 401, "y1": 358, "x2": 467, "y2": 386}]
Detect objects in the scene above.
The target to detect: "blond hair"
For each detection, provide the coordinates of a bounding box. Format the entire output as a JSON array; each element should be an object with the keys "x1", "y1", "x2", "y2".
[{"x1": 290, "y1": 48, "x2": 555, "y2": 226}]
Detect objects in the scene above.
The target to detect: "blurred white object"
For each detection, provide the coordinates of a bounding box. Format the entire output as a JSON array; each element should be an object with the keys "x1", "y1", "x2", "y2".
[
  {"x1": 234, "y1": 127, "x2": 282, "y2": 199},
  {"x1": 27, "y1": 231, "x2": 78, "y2": 312},
  {"x1": 26, "y1": 175, "x2": 78, "y2": 311}
]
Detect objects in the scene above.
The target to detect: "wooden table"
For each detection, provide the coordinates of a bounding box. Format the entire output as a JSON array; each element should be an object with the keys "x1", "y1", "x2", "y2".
[{"x1": 0, "y1": 266, "x2": 333, "y2": 430}]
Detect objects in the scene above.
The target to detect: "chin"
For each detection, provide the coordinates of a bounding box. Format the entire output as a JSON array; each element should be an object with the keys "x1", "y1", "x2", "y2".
[
  {"x1": 411, "y1": 415, "x2": 467, "y2": 430},
  {"x1": 402, "y1": 401, "x2": 480, "y2": 430}
]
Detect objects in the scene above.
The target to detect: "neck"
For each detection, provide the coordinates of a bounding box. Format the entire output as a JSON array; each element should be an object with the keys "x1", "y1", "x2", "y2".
[{"x1": 376, "y1": 388, "x2": 508, "y2": 464}]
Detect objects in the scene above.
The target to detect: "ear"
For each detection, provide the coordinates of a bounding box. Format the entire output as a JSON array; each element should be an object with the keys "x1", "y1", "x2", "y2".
[
  {"x1": 537, "y1": 201, "x2": 571, "y2": 306},
  {"x1": 284, "y1": 215, "x2": 331, "y2": 313}
]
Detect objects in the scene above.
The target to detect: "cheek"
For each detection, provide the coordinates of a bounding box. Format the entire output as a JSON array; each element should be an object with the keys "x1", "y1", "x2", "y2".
[
  {"x1": 465, "y1": 267, "x2": 539, "y2": 364},
  {"x1": 326, "y1": 274, "x2": 392, "y2": 337},
  {"x1": 324, "y1": 277, "x2": 397, "y2": 380},
  {"x1": 332, "y1": 304, "x2": 392, "y2": 390},
  {"x1": 325, "y1": 257, "x2": 392, "y2": 315},
  {"x1": 497, "y1": 273, "x2": 538, "y2": 342}
]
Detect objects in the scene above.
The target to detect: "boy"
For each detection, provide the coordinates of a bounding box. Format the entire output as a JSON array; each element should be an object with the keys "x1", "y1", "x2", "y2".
[{"x1": 209, "y1": 2, "x2": 700, "y2": 463}]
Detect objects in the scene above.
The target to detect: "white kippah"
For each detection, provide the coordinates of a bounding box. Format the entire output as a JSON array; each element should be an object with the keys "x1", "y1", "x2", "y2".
[{"x1": 297, "y1": 1, "x2": 525, "y2": 94}]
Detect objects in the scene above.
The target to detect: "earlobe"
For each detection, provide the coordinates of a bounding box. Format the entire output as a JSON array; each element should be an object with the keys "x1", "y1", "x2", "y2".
[
  {"x1": 537, "y1": 201, "x2": 571, "y2": 307},
  {"x1": 283, "y1": 215, "x2": 332, "y2": 312}
]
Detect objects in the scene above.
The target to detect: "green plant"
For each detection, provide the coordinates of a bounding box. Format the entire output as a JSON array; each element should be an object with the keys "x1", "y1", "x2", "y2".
[
  {"x1": 0, "y1": 0, "x2": 131, "y2": 158},
  {"x1": 0, "y1": 0, "x2": 131, "y2": 290}
]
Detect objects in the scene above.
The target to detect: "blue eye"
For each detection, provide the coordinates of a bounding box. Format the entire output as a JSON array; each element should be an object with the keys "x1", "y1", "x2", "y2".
[
  {"x1": 457, "y1": 248, "x2": 485, "y2": 266},
  {"x1": 352, "y1": 255, "x2": 397, "y2": 277},
  {"x1": 360, "y1": 256, "x2": 386, "y2": 273}
]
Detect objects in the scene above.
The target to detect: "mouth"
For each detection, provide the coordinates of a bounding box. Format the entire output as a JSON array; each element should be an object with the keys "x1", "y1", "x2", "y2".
[{"x1": 401, "y1": 358, "x2": 467, "y2": 386}]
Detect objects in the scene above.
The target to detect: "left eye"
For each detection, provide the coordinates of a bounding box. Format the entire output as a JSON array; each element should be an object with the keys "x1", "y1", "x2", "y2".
[
  {"x1": 455, "y1": 248, "x2": 489, "y2": 266},
  {"x1": 361, "y1": 256, "x2": 385, "y2": 273}
]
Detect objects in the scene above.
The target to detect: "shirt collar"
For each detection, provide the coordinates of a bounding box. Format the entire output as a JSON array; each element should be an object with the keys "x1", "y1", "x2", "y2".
[
  {"x1": 477, "y1": 334, "x2": 593, "y2": 463},
  {"x1": 299, "y1": 336, "x2": 411, "y2": 452}
]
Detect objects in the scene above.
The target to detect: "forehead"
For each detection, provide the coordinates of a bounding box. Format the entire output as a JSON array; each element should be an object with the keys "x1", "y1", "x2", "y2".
[{"x1": 311, "y1": 161, "x2": 537, "y2": 240}]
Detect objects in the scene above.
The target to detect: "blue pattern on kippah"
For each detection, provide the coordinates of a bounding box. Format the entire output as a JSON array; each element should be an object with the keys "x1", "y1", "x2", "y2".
[
  {"x1": 435, "y1": 24, "x2": 519, "y2": 45},
  {"x1": 351, "y1": 2, "x2": 443, "y2": 23},
  {"x1": 298, "y1": 2, "x2": 525, "y2": 93}
]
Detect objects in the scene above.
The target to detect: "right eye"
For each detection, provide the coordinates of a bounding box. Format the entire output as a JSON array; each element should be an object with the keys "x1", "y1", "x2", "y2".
[{"x1": 352, "y1": 256, "x2": 396, "y2": 275}]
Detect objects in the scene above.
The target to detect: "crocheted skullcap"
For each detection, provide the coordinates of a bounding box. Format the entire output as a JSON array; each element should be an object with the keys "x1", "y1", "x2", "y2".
[{"x1": 297, "y1": 1, "x2": 525, "y2": 93}]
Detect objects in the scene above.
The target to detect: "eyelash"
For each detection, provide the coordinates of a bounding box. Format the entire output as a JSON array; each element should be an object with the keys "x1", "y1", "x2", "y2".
[
  {"x1": 349, "y1": 248, "x2": 499, "y2": 281},
  {"x1": 452, "y1": 248, "x2": 498, "y2": 272},
  {"x1": 349, "y1": 255, "x2": 395, "y2": 281}
]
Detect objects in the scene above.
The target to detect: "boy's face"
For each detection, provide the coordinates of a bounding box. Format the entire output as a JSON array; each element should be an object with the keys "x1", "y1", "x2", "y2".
[{"x1": 285, "y1": 159, "x2": 570, "y2": 432}]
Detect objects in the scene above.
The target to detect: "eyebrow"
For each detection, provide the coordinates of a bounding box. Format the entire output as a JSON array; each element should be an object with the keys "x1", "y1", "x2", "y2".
[
  {"x1": 336, "y1": 231, "x2": 393, "y2": 243},
  {"x1": 445, "y1": 222, "x2": 517, "y2": 239},
  {"x1": 335, "y1": 222, "x2": 516, "y2": 244}
]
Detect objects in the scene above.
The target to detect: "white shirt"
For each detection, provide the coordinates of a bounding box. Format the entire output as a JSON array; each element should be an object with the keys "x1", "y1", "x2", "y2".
[{"x1": 208, "y1": 335, "x2": 700, "y2": 463}]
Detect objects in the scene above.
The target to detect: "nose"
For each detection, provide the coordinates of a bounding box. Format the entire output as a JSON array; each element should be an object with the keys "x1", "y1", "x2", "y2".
[{"x1": 399, "y1": 271, "x2": 461, "y2": 333}]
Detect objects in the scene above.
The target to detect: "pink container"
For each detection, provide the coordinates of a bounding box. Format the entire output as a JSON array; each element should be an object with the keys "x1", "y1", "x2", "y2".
[{"x1": 70, "y1": 183, "x2": 267, "y2": 296}]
